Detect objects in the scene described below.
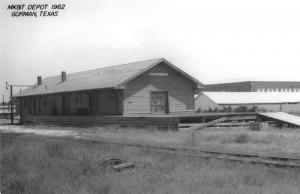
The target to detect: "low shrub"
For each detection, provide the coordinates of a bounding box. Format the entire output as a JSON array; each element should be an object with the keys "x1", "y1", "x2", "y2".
[{"x1": 235, "y1": 134, "x2": 250, "y2": 144}]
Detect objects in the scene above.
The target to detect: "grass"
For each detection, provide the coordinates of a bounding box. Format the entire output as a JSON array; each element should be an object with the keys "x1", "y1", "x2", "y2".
[
  {"x1": 191, "y1": 126, "x2": 300, "y2": 156},
  {"x1": 1, "y1": 123, "x2": 300, "y2": 156},
  {"x1": 1, "y1": 134, "x2": 300, "y2": 194}
]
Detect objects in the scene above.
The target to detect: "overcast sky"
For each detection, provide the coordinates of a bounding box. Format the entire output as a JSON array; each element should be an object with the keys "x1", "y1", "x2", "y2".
[{"x1": 1, "y1": 0, "x2": 300, "y2": 101}]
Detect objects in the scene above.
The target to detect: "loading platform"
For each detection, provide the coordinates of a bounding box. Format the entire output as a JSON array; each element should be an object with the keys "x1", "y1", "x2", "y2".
[
  {"x1": 258, "y1": 112, "x2": 300, "y2": 127},
  {"x1": 13, "y1": 111, "x2": 300, "y2": 129},
  {"x1": 21, "y1": 112, "x2": 257, "y2": 130}
]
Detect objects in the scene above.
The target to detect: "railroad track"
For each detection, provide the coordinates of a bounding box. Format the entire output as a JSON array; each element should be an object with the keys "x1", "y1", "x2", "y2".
[{"x1": 1, "y1": 132, "x2": 300, "y2": 168}]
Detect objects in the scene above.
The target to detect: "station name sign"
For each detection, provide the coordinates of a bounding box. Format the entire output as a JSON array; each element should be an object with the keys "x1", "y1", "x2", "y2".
[
  {"x1": 7, "y1": 4, "x2": 66, "y2": 17},
  {"x1": 149, "y1": 73, "x2": 168, "y2": 76}
]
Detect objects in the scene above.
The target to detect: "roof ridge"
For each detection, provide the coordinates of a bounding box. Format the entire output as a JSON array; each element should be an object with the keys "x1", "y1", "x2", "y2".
[{"x1": 42, "y1": 58, "x2": 164, "y2": 80}]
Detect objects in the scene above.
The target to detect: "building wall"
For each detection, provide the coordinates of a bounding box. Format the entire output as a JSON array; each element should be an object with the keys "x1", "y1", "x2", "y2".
[
  {"x1": 205, "y1": 81, "x2": 300, "y2": 92},
  {"x1": 19, "y1": 89, "x2": 123, "y2": 121},
  {"x1": 195, "y1": 94, "x2": 300, "y2": 113},
  {"x1": 204, "y1": 82, "x2": 251, "y2": 92},
  {"x1": 18, "y1": 62, "x2": 198, "y2": 118},
  {"x1": 195, "y1": 93, "x2": 219, "y2": 111},
  {"x1": 123, "y1": 62, "x2": 196, "y2": 114},
  {"x1": 252, "y1": 82, "x2": 300, "y2": 92},
  {"x1": 0, "y1": 105, "x2": 17, "y2": 114}
]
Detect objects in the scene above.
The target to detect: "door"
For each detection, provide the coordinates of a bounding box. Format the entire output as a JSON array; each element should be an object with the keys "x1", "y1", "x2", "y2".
[
  {"x1": 150, "y1": 91, "x2": 169, "y2": 114},
  {"x1": 99, "y1": 90, "x2": 118, "y2": 115},
  {"x1": 33, "y1": 98, "x2": 36, "y2": 115},
  {"x1": 62, "y1": 94, "x2": 71, "y2": 115}
]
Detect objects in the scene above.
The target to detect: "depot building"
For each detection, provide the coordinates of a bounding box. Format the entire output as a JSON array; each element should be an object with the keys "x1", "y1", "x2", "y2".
[{"x1": 14, "y1": 58, "x2": 203, "y2": 123}]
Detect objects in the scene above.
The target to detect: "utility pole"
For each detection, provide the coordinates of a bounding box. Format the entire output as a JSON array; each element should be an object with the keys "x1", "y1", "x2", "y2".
[
  {"x1": 2, "y1": 94, "x2": 4, "y2": 117},
  {"x1": 10, "y1": 85, "x2": 13, "y2": 124},
  {"x1": 6, "y1": 82, "x2": 33, "y2": 124}
]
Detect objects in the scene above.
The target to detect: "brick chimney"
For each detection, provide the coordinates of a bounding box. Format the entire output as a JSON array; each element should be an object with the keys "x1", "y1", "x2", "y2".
[
  {"x1": 61, "y1": 71, "x2": 66, "y2": 82},
  {"x1": 37, "y1": 76, "x2": 42, "y2": 85}
]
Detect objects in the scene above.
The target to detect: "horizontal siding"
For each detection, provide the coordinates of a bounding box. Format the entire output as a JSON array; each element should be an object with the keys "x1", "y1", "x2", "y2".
[{"x1": 123, "y1": 62, "x2": 195, "y2": 114}]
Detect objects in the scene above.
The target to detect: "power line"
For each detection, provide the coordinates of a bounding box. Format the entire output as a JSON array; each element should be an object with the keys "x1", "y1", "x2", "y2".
[{"x1": 5, "y1": 82, "x2": 33, "y2": 124}]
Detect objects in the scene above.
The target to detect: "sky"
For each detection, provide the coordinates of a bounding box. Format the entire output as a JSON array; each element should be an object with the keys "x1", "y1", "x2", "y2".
[{"x1": 1, "y1": 0, "x2": 300, "y2": 101}]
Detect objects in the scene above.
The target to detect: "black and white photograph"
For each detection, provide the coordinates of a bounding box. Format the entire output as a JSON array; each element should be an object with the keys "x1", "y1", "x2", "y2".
[{"x1": 1, "y1": 0, "x2": 300, "y2": 193}]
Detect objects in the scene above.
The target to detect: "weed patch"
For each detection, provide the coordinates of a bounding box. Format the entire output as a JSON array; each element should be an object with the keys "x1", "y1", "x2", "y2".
[
  {"x1": 1, "y1": 134, "x2": 300, "y2": 194},
  {"x1": 235, "y1": 133, "x2": 250, "y2": 144}
]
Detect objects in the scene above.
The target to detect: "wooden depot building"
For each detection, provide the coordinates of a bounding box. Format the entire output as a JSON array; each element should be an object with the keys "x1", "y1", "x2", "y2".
[{"x1": 14, "y1": 58, "x2": 203, "y2": 127}]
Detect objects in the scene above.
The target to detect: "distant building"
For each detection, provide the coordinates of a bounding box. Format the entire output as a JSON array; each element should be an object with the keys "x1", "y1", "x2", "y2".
[
  {"x1": 204, "y1": 81, "x2": 300, "y2": 92},
  {"x1": 14, "y1": 58, "x2": 203, "y2": 124},
  {"x1": 0, "y1": 105, "x2": 16, "y2": 113},
  {"x1": 195, "y1": 92, "x2": 300, "y2": 113}
]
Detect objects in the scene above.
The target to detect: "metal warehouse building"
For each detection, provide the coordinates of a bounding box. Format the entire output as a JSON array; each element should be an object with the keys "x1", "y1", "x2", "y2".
[
  {"x1": 195, "y1": 92, "x2": 300, "y2": 113},
  {"x1": 14, "y1": 58, "x2": 203, "y2": 124},
  {"x1": 204, "y1": 81, "x2": 300, "y2": 92}
]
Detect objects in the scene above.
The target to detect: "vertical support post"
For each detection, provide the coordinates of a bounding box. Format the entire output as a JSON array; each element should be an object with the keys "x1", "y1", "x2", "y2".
[
  {"x1": 19, "y1": 98, "x2": 22, "y2": 124},
  {"x1": 10, "y1": 85, "x2": 13, "y2": 124},
  {"x1": 279, "y1": 104, "x2": 282, "y2": 112},
  {"x1": 2, "y1": 94, "x2": 4, "y2": 118}
]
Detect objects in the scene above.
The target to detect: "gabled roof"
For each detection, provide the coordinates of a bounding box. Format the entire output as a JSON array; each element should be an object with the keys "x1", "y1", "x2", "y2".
[
  {"x1": 201, "y1": 92, "x2": 300, "y2": 104},
  {"x1": 205, "y1": 81, "x2": 300, "y2": 87},
  {"x1": 15, "y1": 58, "x2": 203, "y2": 97}
]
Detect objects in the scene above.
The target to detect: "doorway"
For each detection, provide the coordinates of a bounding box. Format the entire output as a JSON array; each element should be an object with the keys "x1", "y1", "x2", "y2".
[
  {"x1": 150, "y1": 91, "x2": 169, "y2": 114},
  {"x1": 62, "y1": 94, "x2": 71, "y2": 115}
]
